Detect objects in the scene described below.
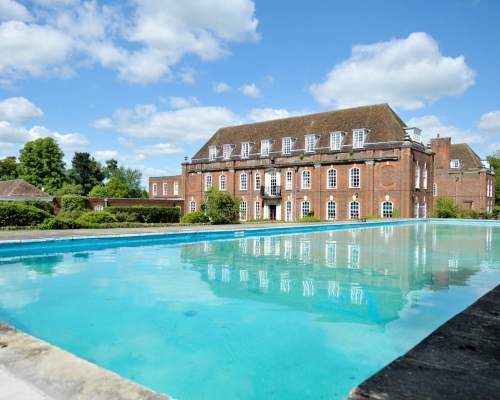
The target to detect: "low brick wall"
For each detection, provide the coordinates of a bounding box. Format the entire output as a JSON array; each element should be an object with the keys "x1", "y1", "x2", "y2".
[{"x1": 54, "y1": 197, "x2": 184, "y2": 215}]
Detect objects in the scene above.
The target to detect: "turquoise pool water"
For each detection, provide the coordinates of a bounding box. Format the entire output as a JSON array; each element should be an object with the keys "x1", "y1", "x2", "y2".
[{"x1": 0, "y1": 221, "x2": 499, "y2": 399}]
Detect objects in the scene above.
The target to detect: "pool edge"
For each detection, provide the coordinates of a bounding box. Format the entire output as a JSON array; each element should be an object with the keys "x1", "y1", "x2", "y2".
[
  {"x1": 346, "y1": 284, "x2": 500, "y2": 400},
  {"x1": 0, "y1": 322, "x2": 170, "y2": 400}
]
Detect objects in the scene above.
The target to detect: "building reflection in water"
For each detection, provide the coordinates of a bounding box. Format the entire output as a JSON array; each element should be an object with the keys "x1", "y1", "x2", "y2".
[{"x1": 182, "y1": 223, "x2": 499, "y2": 325}]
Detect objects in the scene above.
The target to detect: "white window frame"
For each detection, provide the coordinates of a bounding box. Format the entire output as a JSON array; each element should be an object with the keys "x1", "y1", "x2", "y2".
[
  {"x1": 261, "y1": 140, "x2": 271, "y2": 157},
  {"x1": 255, "y1": 172, "x2": 261, "y2": 191},
  {"x1": 305, "y1": 134, "x2": 316, "y2": 153},
  {"x1": 352, "y1": 129, "x2": 366, "y2": 149},
  {"x1": 173, "y1": 181, "x2": 179, "y2": 196},
  {"x1": 415, "y1": 161, "x2": 420, "y2": 189},
  {"x1": 433, "y1": 183, "x2": 438, "y2": 197},
  {"x1": 94, "y1": 204, "x2": 104, "y2": 211},
  {"x1": 286, "y1": 170, "x2": 293, "y2": 190},
  {"x1": 422, "y1": 163, "x2": 428, "y2": 189},
  {"x1": 152, "y1": 183, "x2": 157, "y2": 196},
  {"x1": 330, "y1": 131, "x2": 343, "y2": 151},
  {"x1": 450, "y1": 159, "x2": 460, "y2": 169},
  {"x1": 219, "y1": 175, "x2": 227, "y2": 191},
  {"x1": 282, "y1": 137, "x2": 292, "y2": 155},
  {"x1": 349, "y1": 201, "x2": 360, "y2": 220},
  {"x1": 301, "y1": 170, "x2": 311, "y2": 190},
  {"x1": 255, "y1": 201, "x2": 261, "y2": 220},
  {"x1": 349, "y1": 167, "x2": 360, "y2": 188},
  {"x1": 239, "y1": 201, "x2": 247, "y2": 221},
  {"x1": 240, "y1": 173, "x2": 248, "y2": 191},
  {"x1": 162, "y1": 182, "x2": 168, "y2": 195},
  {"x1": 301, "y1": 201, "x2": 311, "y2": 218},
  {"x1": 190, "y1": 201, "x2": 196, "y2": 213},
  {"x1": 208, "y1": 146, "x2": 217, "y2": 161},
  {"x1": 205, "y1": 175, "x2": 212, "y2": 191},
  {"x1": 241, "y1": 142, "x2": 250, "y2": 159},
  {"x1": 381, "y1": 201, "x2": 393, "y2": 218},
  {"x1": 327, "y1": 168, "x2": 337, "y2": 189},
  {"x1": 326, "y1": 201, "x2": 336, "y2": 221},
  {"x1": 223, "y1": 144, "x2": 233, "y2": 160},
  {"x1": 286, "y1": 201, "x2": 292, "y2": 221}
]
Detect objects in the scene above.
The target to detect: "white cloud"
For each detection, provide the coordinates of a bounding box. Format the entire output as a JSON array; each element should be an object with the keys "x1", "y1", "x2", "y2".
[
  {"x1": 106, "y1": 104, "x2": 241, "y2": 143},
  {"x1": 213, "y1": 82, "x2": 231, "y2": 93},
  {"x1": 0, "y1": 21, "x2": 73, "y2": 80},
  {"x1": 0, "y1": 0, "x2": 31, "y2": 22},
  {"x1": 310, "y1": 32, "x2": 475, "y2": 110},
  {"x1": 0, "y1": 0, "x2": 259, "y2": 84},
  {"x1": 168, "y1": 96, "x2": 199, "y2": 109},
  {"x1": 408, "y1": 115, "x2": 484, "y2": 146},
  {"x1": 240, "y1": 83, "x2": 260, "y2": 98},
  {"x1": 0, "y1": 120, "x2": 31, "y2": 143},
  {"x1": 477, "y1": 110, "x2": 500, "y2": 134},
  {"x1": 94, "y1": 150, "x2": 118, "y2": 160},
  {"x1": 134, "y1": 142, "x2": 184, "y2": 157},
  {"x1": 247, "y1": 108, "x2": 294, "y2": 122},
  {"x1": 0, "y1": 97, "x2": 43, "y2": 124},
  {"x1": 28, "y1": 125, "x2": 89, "y2": 152},
  {"x1": 92, "y1": 117, "x2": 114, "y2": 129}
]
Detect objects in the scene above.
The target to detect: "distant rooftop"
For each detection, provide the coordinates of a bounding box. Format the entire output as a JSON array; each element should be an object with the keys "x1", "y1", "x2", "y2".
[{"x1": 0, "y1": 179, "x2": 53, "y2": 201}]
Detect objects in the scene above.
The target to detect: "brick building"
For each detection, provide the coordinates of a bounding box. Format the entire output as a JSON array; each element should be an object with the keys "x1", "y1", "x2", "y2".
[
  {"x1": 147, "y1": 175, "x2": 183, "y2": 200},
  {"x1": 150, "y1": 104, "x2": 435, "y2": 220},
  {"x1": 431, "y1": 136, "x2": 495, "y2": 212}
]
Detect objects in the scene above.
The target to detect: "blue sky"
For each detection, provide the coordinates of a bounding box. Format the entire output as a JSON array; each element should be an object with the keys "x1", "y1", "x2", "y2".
[{"x1": 1, "y1": 0, "x2": 499, "y2": 185}]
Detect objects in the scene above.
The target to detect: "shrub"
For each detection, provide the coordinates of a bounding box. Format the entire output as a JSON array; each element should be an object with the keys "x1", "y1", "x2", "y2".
[
  {"x1": 181, "y1": 210, "x2": 210, "y2": 224},
  {"x1": 76, "y1": 211, "x2": 117, "y2": 224},
  {"x1": 205, "y1": 188, "x2": 239, "y2": 224},
  {"x1": 0, "y1": 202, "x2": 51, "y2": 227},
  {"x1": 57, "y1": 209, "x2": 85, "y2": 220},
  {"x1": 24, "y1": 200, "x2": 55, "y2": 215},
  {"x1": 364, "y1": 215, "x2": 381, "y2": 220},
  {"x1": 39, "y1": 217, "x2": 87, "y2": 230},
  {"x1": 300, "y1": 215, "x2": 321, "y2": 223},
  {"x1": 53, "y1": 183, "x2": 84, "y2": 196},
  {"x1": 106, "y1": 206, "x2": 180, "y2": 223},
  {"x1": 88, "y1": 184, "x2": 108, "y2": 198},
  {"x1": 61, "y1": 194, "x2": 87, "y2": 211},
  {"x1": 493, "y1": 205, "x2": 500, "y2": 218},
  {"x1": 433, "y1": 197, "x2": 459, "y2": 218}
]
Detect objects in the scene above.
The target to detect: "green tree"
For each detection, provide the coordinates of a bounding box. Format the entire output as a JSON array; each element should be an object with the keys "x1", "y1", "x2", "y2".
[
  {"x1": 89, "y1": 177, "x2": 129, "y2": 198},
  {"x1": 205, "y1": 187, "x2": 240, "y2": 224},
  {"x1": 486, "y1": 151, "x2": 500, "y2": 205},
  {"x1": 52, "y1": 183, "x2": 84, "y2": 196},
  {"x1": 69, "y1": 152, "x2": 104, "y2": 195},
  {"x1": 19, "y1": 137, "x2": 65, "y2": 192},
  {"x1": 103, "y1": 159, "x2": 119, "y2": 179},
  {"x1": 0, "y1": 157, "x2": 19, "y2": 180},
  {"x1": 433, "y1": 197, "x2": 459, "y2": 218}
]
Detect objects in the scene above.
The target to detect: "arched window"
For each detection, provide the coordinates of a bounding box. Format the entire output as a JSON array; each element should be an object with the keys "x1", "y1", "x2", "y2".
[
  {"x1": 254, "y1": 172, "x2": 261, "y2": 190},
  {"x1": 327, "y1": 168, "x2": 337, "y2": 189},
  {"x1": 240, "y1": 173, "x2": 248, "y2": 190},
  {"x1": 162, "y1": 183, "x2": 168, "y2": 195},
  {"x1": 422, "y1": 163, "x2": 428, "y2": 189},
  {"x1": 239, "y1": 201, "x2": 247, "y2": 221},
  {"x1": 415, "y1": 161, "x2": 420, "y2": 189},
  {"x1": 349, "y1": 167, "x2": 360, "y2": 188},
  {"x1": 94, "y1": 204, "x2": 104, "y2": 211},
  {"x1": 301, "y1": 201, "x2": 310, "y2": 218},
  {"x1": 327, "y1": 201, "x2": 336, "y2": 220},
  {"x1": 349, "y1": 201, "x2": 360, "y2": 219},
  {"x1": 219, "y1": 175, "x2": 227, "y2": 191},
  {"x1": 152, "y1": 183, "x2": 157, "y2": 196},
  {"x1": 255, "y1": 201, "x2": 261, "y2": 219},
  {"x1": 301, "y1": 170, "x2": 311, "y2": 189},
  {"x1": 286, "y1": 201, "x2": 292, "y2": 221},
  {"x1": 205, "y1": 175, "x2": 212, "y2": 191},
  {"x1": 190, "y1": 201, "x2": 196, "y2": 213},
  {"x1": 381, "y1": 201, "x2": 393, "y2": 218}
]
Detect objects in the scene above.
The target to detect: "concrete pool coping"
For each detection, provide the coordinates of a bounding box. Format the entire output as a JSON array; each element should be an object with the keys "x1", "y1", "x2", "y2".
[
  {"x1": 346, "y1": 284, "x2": 500, "y2": 400},
  {"x1": 0, "y1": 323, "x2": 169, "y2": 400}
]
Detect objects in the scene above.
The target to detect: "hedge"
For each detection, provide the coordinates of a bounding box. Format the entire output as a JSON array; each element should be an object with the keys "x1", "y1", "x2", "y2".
[
  {"x1": 181, "y1": 210, "x2": 210, "y2": 224},
  {"x1": 106, "y1": 206, "x2": 180, "y2": 223},
  {"x1": 39, "y1": 217, "x2": 88, "y2": 230},
  {"x1": 76, "y1": 211, "x2": 117, "y2": 224},
  {"x1": 61, "y1": 195, "x2": 87, "y2": 211},
  {"x1": 0, "y1": 202, "x2": 51, "y2": 227}
]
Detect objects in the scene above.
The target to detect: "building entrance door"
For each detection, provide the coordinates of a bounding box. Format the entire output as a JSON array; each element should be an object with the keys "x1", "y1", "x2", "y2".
[{"x1": 269, "y1": 205, "x2": 277, "y2": 220}]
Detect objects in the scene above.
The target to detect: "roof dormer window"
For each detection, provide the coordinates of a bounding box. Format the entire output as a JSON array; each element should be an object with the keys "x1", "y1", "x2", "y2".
[
  {"x1": 241, "y1": 142, "x2": 250, "y2": 159},
  {"x1": 450, "y1": 159, "x2": 460, "y2": 169},
  {"x1": 353, "y1": 129, "x2": 366, "y2": 149},
  {"x1": 282, "y1": 137, "x2": 292, "y2": 155},
  {"x1": 223, "y1": 144, "x2": 234, "y2": 160},
  {"x1": 330, "y1": 131, "x2": 343, "y2": 151},
  {"x1": 208, "y1": 146, "x2": 217, "y2": 161},
  {"x1": 261, "y1": 139, "x2": 271, "y2": 157},
  {"x1": 305, "y1": 134, "x2": 317, "y2": 153}
]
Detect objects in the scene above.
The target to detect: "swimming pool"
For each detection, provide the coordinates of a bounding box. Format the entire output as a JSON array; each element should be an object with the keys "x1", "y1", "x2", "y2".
[{"x1": 0, "y1": 221, "x2": 499, "y2": 399}]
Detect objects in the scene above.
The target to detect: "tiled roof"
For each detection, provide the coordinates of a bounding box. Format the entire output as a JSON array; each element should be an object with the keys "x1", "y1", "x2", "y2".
[
  {"x1": 0, "y1": 179, "x2": 52, "y2": 199},
  {"x1": 192, "y1": 104, "x2": 408, "y2": 161},
  {"x1": 450, "y1": 144, "x2": 483, "y2": 169}
]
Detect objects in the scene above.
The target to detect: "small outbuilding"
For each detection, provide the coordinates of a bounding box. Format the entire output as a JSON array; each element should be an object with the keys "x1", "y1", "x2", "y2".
[{"x1": 0, "y1": 179, "x2": 53, "y2": 202}]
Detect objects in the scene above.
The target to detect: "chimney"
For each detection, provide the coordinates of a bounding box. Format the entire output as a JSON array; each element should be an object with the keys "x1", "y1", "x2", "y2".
[{"x1": 430, "y1": 135, "x2": 451, "y2": 170}]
